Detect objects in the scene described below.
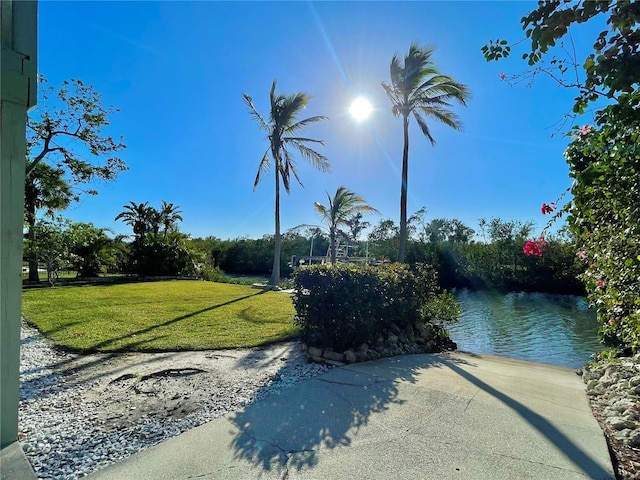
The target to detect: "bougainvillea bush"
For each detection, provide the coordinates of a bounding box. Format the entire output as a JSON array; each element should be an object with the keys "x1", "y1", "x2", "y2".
[
  {"x1": 565, "y1": 93, "x2": 640, "y2": 356},
  {"x1": 529, "y1": 93, "x2": 640, "y2": 356}
]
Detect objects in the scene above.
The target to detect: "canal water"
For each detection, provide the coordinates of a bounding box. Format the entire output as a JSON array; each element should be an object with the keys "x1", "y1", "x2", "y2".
[{"x1": 447, "y1": 289, "x2": 602, "y2": 369}]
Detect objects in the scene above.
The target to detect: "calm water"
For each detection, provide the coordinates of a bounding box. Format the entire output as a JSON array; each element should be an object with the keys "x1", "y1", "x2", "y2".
[{"x1": 447, "y1": 289, "x2": 601, "y2": 369}]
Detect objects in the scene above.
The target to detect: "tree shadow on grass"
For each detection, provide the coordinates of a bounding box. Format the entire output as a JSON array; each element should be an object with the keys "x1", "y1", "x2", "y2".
[{"x1": 19, "y1": 291, "x2": 267, "y2": 402}]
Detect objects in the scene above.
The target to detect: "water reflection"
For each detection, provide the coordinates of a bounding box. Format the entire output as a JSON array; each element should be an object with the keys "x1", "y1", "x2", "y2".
[{"x1": 447, "y1": 289, "x2": 601, "y2": 369}]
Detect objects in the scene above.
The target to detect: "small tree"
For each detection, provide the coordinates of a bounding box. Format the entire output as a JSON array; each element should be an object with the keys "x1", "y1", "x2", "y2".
[
  {"x1": 314, "y1": 186, "x2": 380, "y2": 263},
  {"x1": 25, "y1": 219, "x2": 71, "y2": 286},
  {"x1": 24, "y1": 163, "x2": 74, "y2": 281},
  {"x1": 66, "y1": 222, "x2": 116, "y2": 278}
]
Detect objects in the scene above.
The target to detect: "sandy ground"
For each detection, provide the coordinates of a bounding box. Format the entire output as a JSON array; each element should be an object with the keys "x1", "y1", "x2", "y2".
[{"x1": 54, "y1": 341, "x2": 312, "y2": 430}]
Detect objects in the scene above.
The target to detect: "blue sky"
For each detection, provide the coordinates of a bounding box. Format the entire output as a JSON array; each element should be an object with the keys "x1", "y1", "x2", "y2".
[{"x1": 36, "y1": 1, "x2": 604, "y2": 240}]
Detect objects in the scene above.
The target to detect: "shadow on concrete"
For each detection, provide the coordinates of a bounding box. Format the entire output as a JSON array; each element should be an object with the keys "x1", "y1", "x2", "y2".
[
  {"x1": 227, "y1": 353, "x2": 472, "y2": 474},
  {"x1": 227, "y1": 352, "x2": 610, "y2": 478},
  {"x1": 440, "y1": 357, "x2": 612, "y2": 480}
]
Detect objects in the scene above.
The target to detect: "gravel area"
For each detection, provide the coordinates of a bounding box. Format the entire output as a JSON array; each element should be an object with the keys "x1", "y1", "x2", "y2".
[
  {"x1": 18, "y1": 322, "x2": 328, "y2": 479},
  {"x1": 582, "y1": 356, "x2": 640, "y2": 479}
]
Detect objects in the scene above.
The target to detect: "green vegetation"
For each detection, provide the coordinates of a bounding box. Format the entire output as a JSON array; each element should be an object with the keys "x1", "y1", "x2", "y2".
[
  {"x1": 293, "y1": 263, "x2": 455, "y2": 352},
  {"x1": 565, "y1": 99, "x2": 640, "y2": 355},
  {"x1": 115, "y1": 200, "x2": 191, "y2": 277},
  {"x1": 22, "y1": 281, "x2": 297, "y2": 352}
]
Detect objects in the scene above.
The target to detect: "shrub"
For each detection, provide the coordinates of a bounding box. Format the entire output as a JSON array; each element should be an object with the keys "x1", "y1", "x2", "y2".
[{"x1": 292, "y1": 263, "x2": 442, "y2": 352}]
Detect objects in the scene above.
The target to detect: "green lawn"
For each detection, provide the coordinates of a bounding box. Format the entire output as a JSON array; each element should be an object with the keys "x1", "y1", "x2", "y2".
[{"x1": 21, "y1": 280, "x2": 298, "y2": 352}]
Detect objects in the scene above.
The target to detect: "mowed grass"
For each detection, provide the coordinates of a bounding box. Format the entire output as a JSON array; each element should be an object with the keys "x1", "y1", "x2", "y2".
[{"x1": 21, "y1": 280, "x2": 298, "y2": 352}]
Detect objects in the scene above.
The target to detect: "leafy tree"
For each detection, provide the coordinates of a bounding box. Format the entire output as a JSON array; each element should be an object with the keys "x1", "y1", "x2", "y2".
[
  {"x1": 368, "y1": 219, "x2": 400, "y2": 262},
  {"x1": 26, "y1": 77, "x2": 126, "y2": 177},
  {"x1": 448, "y1": 219, "x2": 475, "y2": 243},
  {"x1": 24, "y1": 163, "x2": 74, "y2": 281},
  {"x1": 25, "y1": 77, "x2": 126, "y2": 280},
  {"x1": 66, "y1": 222, "x2": 116, "y2": 278},
  {"x1": 382, "y1": 43, "x2": 470, "y2": 262},
  {"x1": 344, "y1": 212, "x2": 371, "y2": 246},
  {"x1": 484, "y1": 1, "x2": 640, "y2": 353},
  {"x1": 313, "y1": 186, "x2": 380, "y2": 263},
  {"x1": 482, "y1": 1, "x2": 640, "y2": 115},
  {"x1": 243, "y1": 80, "x2": 330, "y2": 287},
  {"x1": 25, "y1": 219, "x2": 71, "y2": 286}
]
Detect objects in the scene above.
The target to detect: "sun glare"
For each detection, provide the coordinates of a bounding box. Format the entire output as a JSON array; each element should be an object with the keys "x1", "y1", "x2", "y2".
[{"x1": 349, "y1": 97, "x2": 373, "y2": 122}]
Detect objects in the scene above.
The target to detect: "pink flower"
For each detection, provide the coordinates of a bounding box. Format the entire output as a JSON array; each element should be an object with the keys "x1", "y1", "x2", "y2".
[
  {"x1": 590, "y1": 264, "x2": 596, "y2": 269},
  {"x1": 580, "y1": 125, "x2": 593, "y2": 136},
  {"x1": 538, "y1": 236, "x2": 547, "y2": 247},
  {"x1": 577, "y1": 251, "x2": 587, "y2": 260},
  {"x1": 609, "y1": 318, "x2": 616, "y2": 325},
  {"x1": 523, "y1": 240, "x2": 543, "y2": 257},
  {"x1": 597, "y1": 279, "x2": 605, "y2": 289},
  {"x1": 541, "y1": 202, "x2": 556, "y2": 215},
  {"x1": 499, "y1": 72, "x2": 507, "y2": 80}
]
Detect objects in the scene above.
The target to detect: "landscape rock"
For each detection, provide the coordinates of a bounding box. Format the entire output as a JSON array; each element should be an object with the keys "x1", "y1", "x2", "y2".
[
  {"x1": 343, "y1": 350, "x2": 357, "y2": 364},
  {"x1": 323, "y1": 350, "x2": 345, "y2": 362}
]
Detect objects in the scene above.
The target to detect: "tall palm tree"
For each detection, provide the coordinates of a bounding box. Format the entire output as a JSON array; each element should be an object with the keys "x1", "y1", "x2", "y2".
[
  {"x1": 243, "y1": 80, "x2": 330, "y2": 287},
  {"x1": 314, "y1": 186, "x2": 380, "y2": 264},
  {"x1": 382, "y1": 43, "x2": 470, "y2": 262},
  {"x1": 159, "y1": 200, "x2": 183, "y2": 237}
]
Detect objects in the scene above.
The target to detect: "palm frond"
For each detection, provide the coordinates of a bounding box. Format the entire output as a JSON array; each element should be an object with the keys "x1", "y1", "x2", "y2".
[
  {"x1": 253, "y1": 150, "x2": 270, "y2": 191},
  {"x1": 290, "y1": 142, "x2": 331, "y2": 173},
  {"x1": 417, "y1": 106, "x2": 463, "y2": 131},
  {"x1": 242, "y1": 93, "x2": 270, "y2": 132},
  {"x1": 279, "y1": 149, "x2": 295, "y2": 193},
  {"x1": 286, "y1": 115, "x2": 328, "y2": 134},
  {"x1": 413, "y1": 112, "x2": 436, "y2": 145}
]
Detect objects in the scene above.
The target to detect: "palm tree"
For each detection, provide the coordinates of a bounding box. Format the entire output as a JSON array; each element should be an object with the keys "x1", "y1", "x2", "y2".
[
  {"x1": 314, "y1": 186, "x2": 380, "y2": 264},
  {"x1": 159, "y1": 201, "x2": 183, "y2": 237},
  {"x1": 24, "y1": 163, "x2": 75, "y2": 281},
  {"x1": 243, "y1": 80, "x2": 330, "y2": 287},
  {"x1": 114, "y1": 201, "x2": 155, "y2": 240},
  {"x1": 382, "y1": 43, "x2": 470, "y2": 262}
]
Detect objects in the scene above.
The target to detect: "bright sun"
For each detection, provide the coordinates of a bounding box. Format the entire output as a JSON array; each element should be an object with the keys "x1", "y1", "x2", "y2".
[{"x1": 349, "y1": 97, "x2": 373, "y2": 122}]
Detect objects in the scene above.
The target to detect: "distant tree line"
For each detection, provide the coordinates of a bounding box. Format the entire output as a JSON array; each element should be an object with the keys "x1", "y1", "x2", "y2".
[{"x1": 190, "y1": 213, "x2": 584, "y2": 295}]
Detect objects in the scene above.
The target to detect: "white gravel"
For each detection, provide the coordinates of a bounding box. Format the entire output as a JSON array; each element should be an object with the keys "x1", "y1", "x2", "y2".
[{"x1": 18, "y1": 322, "x2": 328, "y2": 479}]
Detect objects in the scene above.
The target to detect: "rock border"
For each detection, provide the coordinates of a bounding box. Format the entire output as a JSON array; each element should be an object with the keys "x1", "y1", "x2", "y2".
[{"x1": 302, "y1": 322, "x2": 457, "y2": 366}]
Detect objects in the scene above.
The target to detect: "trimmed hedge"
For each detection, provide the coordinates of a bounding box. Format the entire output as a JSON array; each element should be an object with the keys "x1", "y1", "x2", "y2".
[{"x1": 292, "y1": 263, "x2": 440, "y2": 352}]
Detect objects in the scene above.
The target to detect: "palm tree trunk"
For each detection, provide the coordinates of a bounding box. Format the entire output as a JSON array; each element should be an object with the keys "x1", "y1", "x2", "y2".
[
  {"x1": 398, "y1": 114, "x2": 410, "y2": 263},
  {"x1": 330, "y1": 227, "x2": 336, "y2": 264},
  {"x1": 270, "y1": 166, "x2": 281, "y2": 287},
  {"x1": 26, "y1": 201, "x2": 40, "y2": 282}
]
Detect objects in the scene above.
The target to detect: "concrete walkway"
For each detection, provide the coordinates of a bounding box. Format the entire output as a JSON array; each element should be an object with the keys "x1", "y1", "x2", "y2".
[{"x1": 88, "y1": 352, "x2": 615, "y2": 480}]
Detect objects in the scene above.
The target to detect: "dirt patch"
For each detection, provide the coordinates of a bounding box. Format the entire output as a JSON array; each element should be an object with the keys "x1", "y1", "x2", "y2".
[{"x1": 57, "y1": 342, "x2": 309, "y2": 430}]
